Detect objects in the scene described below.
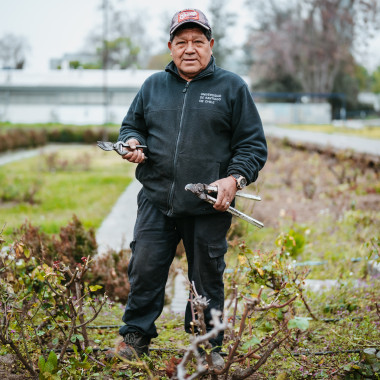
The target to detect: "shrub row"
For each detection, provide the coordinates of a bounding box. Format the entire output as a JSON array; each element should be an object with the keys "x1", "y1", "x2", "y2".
[
  {"x1": 0, "y1": 129, "x2": 47, "y2": 152},
  {"x1": 0, "y1": 127, "x2": 120, "y2": 153},
  {"x1": 46, "y1": 128, "x2": 119, "y2": 144},
  {"x1": 12, "y1": 216, "x2": 130, "y2": 303}
]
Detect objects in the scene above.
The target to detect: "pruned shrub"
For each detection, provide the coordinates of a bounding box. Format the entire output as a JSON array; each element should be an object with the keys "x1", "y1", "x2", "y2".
[
  {"x1": 12, "y1": 217, "x2": 130, "y2": 303},
  {"x1": 0, "y1": 232, "x2": 108, "y2": 378},
  {"x1": 90, "y1": 249, "x2": 131, "y2": 303},
  {"x1": 13, "y1": 215, "x2": 97, "y2": 267}
]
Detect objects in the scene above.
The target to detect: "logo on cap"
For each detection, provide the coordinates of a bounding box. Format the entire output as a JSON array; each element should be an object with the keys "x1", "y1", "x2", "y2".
[{"x1": 178, "y1": 10, "x2": 199, "y2": 23}]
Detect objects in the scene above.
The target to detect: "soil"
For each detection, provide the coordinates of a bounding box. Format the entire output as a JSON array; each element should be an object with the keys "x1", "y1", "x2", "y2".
[
  {"x1": 0, "y1": 355, "x2": 30, "y2": 379},
  {"x1": 248, "y1": 139, "x2": 380, "y2": 229}
]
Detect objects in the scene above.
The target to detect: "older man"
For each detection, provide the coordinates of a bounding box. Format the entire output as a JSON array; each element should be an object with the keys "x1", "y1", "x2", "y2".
[{"x1": 117, "y1": 9, "x2": 267, "y2": 364}]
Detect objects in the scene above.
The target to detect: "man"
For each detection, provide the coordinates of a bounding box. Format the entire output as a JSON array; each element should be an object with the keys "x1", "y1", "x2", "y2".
[{"x1": 117, "y1": 8, "x2": 267, "y2": 364}]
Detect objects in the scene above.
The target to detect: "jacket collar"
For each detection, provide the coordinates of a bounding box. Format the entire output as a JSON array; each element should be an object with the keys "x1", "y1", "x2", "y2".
[{"x1": 165, "y1": 56, "x2": 215, "y2": 82}]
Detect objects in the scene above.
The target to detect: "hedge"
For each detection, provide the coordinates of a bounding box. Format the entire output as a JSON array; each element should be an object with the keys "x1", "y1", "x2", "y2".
[{"x1": 0, "y1": 128, "x2": 120, "y2": 153}]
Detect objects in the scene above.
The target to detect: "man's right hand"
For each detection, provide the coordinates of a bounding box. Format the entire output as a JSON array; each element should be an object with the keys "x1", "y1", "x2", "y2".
[{"x1": 121, "y1": 138, "x2": 146, "y2": 163}]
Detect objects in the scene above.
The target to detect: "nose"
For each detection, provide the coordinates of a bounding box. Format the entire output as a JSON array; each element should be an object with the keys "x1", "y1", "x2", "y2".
[{"x1": 184, "y1": 42, "x2": 195, "y2": 54}]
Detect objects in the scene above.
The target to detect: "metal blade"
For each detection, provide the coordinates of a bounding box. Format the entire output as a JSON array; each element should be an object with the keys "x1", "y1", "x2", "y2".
[
  {"x1": 185, "y1": 183, "x2": 264, "y2": 229},
  {"x1": 205, "y1": 194, "x2": 264, "y2": 229},
  {"x1": 236, "y1": 191, "x2": 261, "y2": 201},
  {"x1": 97, "y1": 141, "x2": 114, "y2": 151}
]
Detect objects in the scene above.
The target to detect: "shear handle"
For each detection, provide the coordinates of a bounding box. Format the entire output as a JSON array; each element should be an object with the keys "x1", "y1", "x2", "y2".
[
  {"x1": 202, "y1": 184, "x2": 261, "y2": 201},
  {"x1": 114, "y1": 141, "x2": 147, "y2": 156}
]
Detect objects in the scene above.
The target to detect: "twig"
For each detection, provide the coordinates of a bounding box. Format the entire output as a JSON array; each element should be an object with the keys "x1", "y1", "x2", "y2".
[
  {"x1": 75, "y1": 297, "x2": 107, "y2": 329},
  {"x1": 75, "y1": 280, "x2": 89, "y2": 348},
  {"x1": 231, "y1": 286, "x2": 239, "y2": 335},
  {"x1": 300, "y1": 290, "x2": 319, "y2": 321},
  {"x1": 255, "y1": 295, "x2": 297, "y2": 311},
  {"x1": 221, "y1": 300, "x2": 257, "y2": 376},
  {"x1": 0, "y1": 334, "x2": 37, "y2": 376},
  {"x1": 116, "y1": 351, "x2": 157, "y2": 379},
  {"x1": 62, "y1": 266, "x2": 79, "y2": 287},
  {"x1": 88, "y1": 354, "x2": 106, "y2": 367},
  {"x1": 14, "y1": 315, "x2": 35, "y2": 367},
  {"x1": 231, "y1": 334, "x2": 290, "y2": 380},
  {"x1": 45, "y1": 308, "x2": 68, "y2": 338},
  {"x1": 176, "y1": 308, "x2": 228, "y2": 380},
  {"x1": 58, "y1": 318, "x2": 77, "y2": 365},
  {"x1": 45, "y1": 278, "x2": 65, "y2": 297},
  {"x1": 234, "y1": 328, "x2": 282, "y2": 363},
  {"x1": 0, "y1": 222, "x2": 6, "y2": 235}
]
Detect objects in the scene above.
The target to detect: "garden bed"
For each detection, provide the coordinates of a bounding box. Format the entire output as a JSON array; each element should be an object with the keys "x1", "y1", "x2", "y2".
[{"x1": 0, "y1": 137, "x2": 379, "y2": 379}]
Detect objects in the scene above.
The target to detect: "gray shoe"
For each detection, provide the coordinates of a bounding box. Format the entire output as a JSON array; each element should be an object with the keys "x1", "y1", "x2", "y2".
[
  {"x1": 201, "y1": 351, "x2": 224, "y2": 370},
  {"x1": 117, "y1": 331, "x2": 150, "y2": 359}
]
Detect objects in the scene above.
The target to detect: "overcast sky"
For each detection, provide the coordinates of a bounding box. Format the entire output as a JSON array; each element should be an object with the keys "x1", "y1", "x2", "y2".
[{"x1": 0, "y1": 0, "x2": 379, "y2": 73}]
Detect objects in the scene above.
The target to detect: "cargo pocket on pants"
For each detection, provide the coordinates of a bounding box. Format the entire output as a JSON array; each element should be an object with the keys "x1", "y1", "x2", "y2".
[{"x1": 207, "y1": 241, "x2": 227, "y2": 274}]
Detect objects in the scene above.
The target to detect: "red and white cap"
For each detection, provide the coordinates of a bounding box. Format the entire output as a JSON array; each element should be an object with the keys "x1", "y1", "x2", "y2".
[{"x1": 170, "y1": 9, "x2": 211, "y2": 35}]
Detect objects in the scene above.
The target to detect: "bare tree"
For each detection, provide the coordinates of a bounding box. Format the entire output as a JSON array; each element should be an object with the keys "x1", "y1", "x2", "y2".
[
  {"x1": 245, "y1": 0, "x2": 379, "y2": 93},
  {"x1": 84, "y1": 1, "x2": 149, "y2": 69},
  {"x1": 0, "y1": 33, "x2": 30, "y2": 69},
  {"x1": 207, "y1": 0, "x2": 237, "y2": 68}
]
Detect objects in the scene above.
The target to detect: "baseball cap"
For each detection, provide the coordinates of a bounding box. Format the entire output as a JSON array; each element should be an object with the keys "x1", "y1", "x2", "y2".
[{"x1": 170, "y1": 9, "x2": 211, "y2": 35}]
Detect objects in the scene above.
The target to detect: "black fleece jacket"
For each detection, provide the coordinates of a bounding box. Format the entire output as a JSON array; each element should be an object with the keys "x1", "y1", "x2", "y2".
[{"x1": 118, "y1": 57, "x2": 267, "y2": 217}]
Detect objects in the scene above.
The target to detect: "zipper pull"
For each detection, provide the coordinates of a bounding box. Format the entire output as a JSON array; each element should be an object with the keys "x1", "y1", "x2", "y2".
[{"x1": 182, "y1": 82, "x2": 190, "y2": 93}]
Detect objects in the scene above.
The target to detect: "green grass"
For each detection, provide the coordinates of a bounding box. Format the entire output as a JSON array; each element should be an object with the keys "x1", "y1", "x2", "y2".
[
  {"x1": 0, "y1": 145, "x2": 135, "y2": 238},
  {"x1": 280, "y1": 123, "x2": 380, "y2": 139}
]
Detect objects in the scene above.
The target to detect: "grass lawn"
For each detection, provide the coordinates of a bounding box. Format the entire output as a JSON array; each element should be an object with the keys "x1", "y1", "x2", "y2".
[{"x1": 0, "y1": 145, "x2": 135, "y2": 239}]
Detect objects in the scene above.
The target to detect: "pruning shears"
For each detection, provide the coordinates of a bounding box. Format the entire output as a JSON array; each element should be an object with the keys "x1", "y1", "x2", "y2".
[
  {"x1": 185, "y1": 183, "x2": 264, "y2": 229},
  {"x1": 97, "y1": 141, "x2": 147, "y2": 156}
]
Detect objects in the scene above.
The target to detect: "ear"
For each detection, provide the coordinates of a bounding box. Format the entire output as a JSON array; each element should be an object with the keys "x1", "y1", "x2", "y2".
[
  {"x1": 210, "y1": 38, "x2": 215, "y2": 49},
  {"x1": 168, "y1": 41, "x2": 172, "y2": 51}
]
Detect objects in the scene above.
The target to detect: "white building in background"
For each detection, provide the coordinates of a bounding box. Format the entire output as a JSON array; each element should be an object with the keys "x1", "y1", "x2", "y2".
[
  {"x1": 0, "y1": 69, "x2": 157, "y2": 125},
  {"x1": 358, "y1": 92, "x2": 380, "y2": 112},
  {"x1": 0, "y1": 70, "x2": 332, "y2": 125}
]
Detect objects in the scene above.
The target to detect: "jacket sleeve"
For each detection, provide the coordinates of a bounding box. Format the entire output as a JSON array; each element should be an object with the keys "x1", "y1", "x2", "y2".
[
  {"x1": 227, "y1": 84, "x2": 267, "y2": 184},
  {"x1": 118, "y1": 89, "x2": 147, "y2": 146}
]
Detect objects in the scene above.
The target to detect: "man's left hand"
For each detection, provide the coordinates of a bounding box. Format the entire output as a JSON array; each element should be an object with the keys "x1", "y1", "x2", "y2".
[{"x1": 209, "y1": 176, "x2": 237, "y2": 212}]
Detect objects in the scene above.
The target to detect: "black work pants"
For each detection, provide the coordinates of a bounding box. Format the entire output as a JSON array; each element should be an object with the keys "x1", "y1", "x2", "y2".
[{"x1": 119, "y1": 189, "x2": 232, "y2": 348}]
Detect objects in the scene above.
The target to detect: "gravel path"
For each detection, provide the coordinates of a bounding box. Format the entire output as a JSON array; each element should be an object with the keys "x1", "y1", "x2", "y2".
[
  {"x1": 264, "y1": 125, "x2": 380, "y2": 156},
  {"x1": 96, "y1": 179, "x2": 141, "y2": 256},
  {"x1": 0, "y1": 144, "x2": 64, "y2": 166}
]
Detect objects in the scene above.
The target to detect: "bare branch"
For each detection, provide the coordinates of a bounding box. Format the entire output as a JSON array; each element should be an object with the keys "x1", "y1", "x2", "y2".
[{"x1": 176, "y1": 308, "x2": 228, "y2": 380}]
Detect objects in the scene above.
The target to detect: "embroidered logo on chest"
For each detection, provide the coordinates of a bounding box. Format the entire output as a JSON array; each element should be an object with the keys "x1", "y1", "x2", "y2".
[{"x1": 198, "y1": 93, "x2": 222, "y2": 105}]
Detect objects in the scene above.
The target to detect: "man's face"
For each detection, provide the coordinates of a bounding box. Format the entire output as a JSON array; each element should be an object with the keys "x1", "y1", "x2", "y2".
[{"x1": 168, "y1": 28, "x2": 214, "y2": 82}]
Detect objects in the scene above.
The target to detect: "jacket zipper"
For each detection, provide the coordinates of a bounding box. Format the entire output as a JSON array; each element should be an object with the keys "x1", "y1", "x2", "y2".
[{"x1": 167, "y1": 81, "x2": 190, "y2": 216}]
